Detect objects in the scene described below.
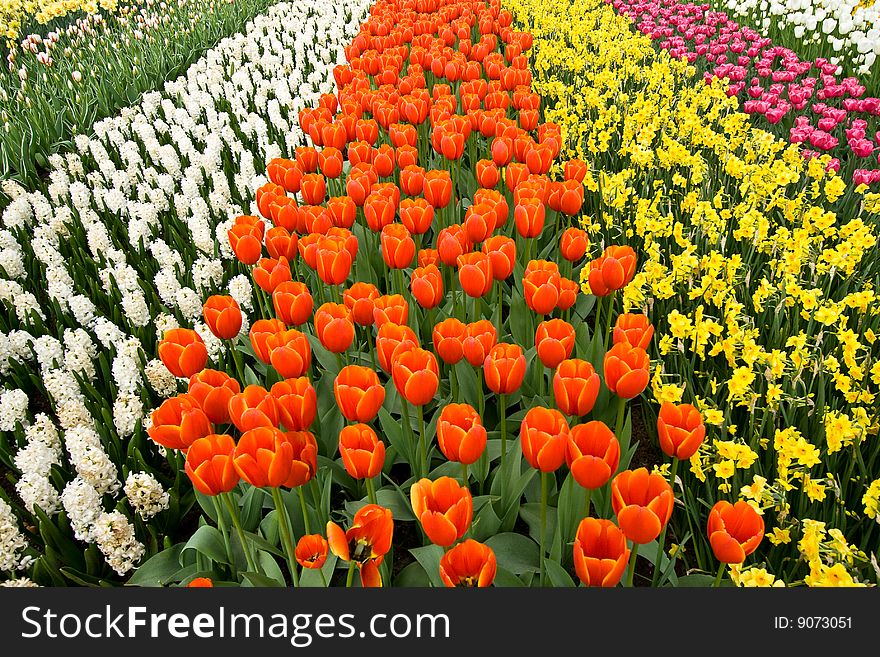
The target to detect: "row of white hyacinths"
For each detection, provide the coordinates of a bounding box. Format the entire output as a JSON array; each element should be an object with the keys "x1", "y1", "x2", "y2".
[
  {"x1": 0, "y1": 0, "x2": 371, "y2": 586},
  {"x1": 719, "y1": 0, "x2": 880, "y2": 75}
]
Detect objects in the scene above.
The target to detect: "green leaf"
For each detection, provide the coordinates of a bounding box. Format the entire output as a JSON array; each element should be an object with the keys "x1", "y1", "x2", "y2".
[
  {"x1": 544, "y1": 560, "x2": 576, "y2": 587},
  {"x1": 409, "y1": 544, "x2": 445, "y2": 587},
  {"x1": 485, "y1": 533, "x2": 540, "y2": 575},
  {"x1": 395, "y1": 561, "x2": 432, "y2": 587},
  {"x1": 677, "y1": 574, "x2": 725, "y2": 588},
  {"x1": 181, "y1": 525, "x2": 229, "y2": 565},
  {"x1": 300, "y1": 555, "x2": 337, "y2": 587},
  {"x1": 256, "y1": 550, "x2": 286, "y2": 586},
  {"x1": 378, "y1": 406, "x2": 411, "y2": 466},
  {"x1": 241, "y1": 572, "x2": 285, "y2": 588},
  {"x1": 127, "y1": 544, "x2": 185, "y2": 587},
  {"x1": 519, "y1": 502, "x2": 558, "y2": 546},
  {"x1": 375, "y1": 487, "x2": 416, "y2": 521},
  {"x1": 492, "y1": 566, "x2": 525, "y2": 588}
]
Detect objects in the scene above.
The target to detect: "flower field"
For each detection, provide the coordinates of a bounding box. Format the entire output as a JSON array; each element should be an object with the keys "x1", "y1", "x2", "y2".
[{"x1": 0, "y1": 0, "x2": 877, "y2": 589}]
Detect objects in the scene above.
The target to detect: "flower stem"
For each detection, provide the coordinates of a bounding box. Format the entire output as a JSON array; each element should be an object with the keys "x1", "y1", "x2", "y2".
[
  {"x1": 714, "y1": 562, "x2": 726, "y2": 588},
  {"x1": 221, "y1": 492, "x2": 258, "y2": 574},
  {"x1": 651, "y1": 458, "x2": 679, "y2": 587},
  {"x1": 417, "y1": 403, "x2": 427, "y2": 478},
  {"x1": 212, "y1": 496, "x2": 234, "y2": 573},
  {"x1": 625, "y1": 543, "x2": 640, "y2": 587},
  {"x1": 297, "y1": 486, "x2": 311, "y2": 535},
  {"x1": 604, "y1": 290, "x2": 616, "y2": 353},
  {"x1": 345, "y1": 561, "x2": 357, "y2": 588},
  {"x1": 539, "y1": 470, "x2": 548, "y2": 587},
  {"x1": 270, "y1": 487, "x2": 300, "y2": 587},
  {"x1": 583, "y1": 488, "x2": 592, "y2": 520},
  {"x1": 461, "y1": 462, "x2": 469, "y2": 487},
  {"x1": 499, "y1": 392, "x2": 507, "y2": 472},
  {"x1": 366, "y1": 476, "x2": 378, "y2": 505},
  {"x1": 613, "y1": 395, "x2": 627, "y2": 439}
]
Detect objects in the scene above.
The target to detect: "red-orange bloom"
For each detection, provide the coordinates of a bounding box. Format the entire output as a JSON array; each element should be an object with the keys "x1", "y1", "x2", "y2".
[
  {"x1": 188, "y1": 369, "x2": 241, "y2": 425},
  {"x1": 432, "y1": 318, "x2": 466, "y2": 365},
  {"x1": 280, "y1": 430, "x2": 318, "y2": 487},
  {"x1": 319, "y1": 147, "x2": 344, "y2": 179},
  {"x1": 457, "y1": 251, "x2": 493, "y2": 298},
  {"x1": 295, "y1": 534, "x2": 329, "y2": 570},
  {"x1": 535, "y1": 319, "x2": 575, "y2": 369},
  {"x1": 159, "y1": 329, "x2": 208, "y2": 378},
  {"x1": 587, "y1": 245, "x2": 637, "y2": 297},
  {"x1": 564, "y1": 159, "x2": 588, "y2": 183},
  {"x1": 334, "y1": 365, "x2": 385, "y2": 423},
  {"x1": 203, "y1": 295, "x2": 242, "y2": 340},
  {"x1": 520, "y1": 407, "x2": 570, "y2": 472},
  {"x1": 557, "y1": 277, "x2": 579, "y2": 311},
  {"x1": 327, "y1": 504, "x2": 393, "y2": 582},
  {"x1": 228, "y1": 385, "x2": 279, "y2": 432},
  {"x1": 436, "y1": 224, "x2": 473, "y2": 266},
  {"x1": 148, "y1": 394, "x2": 213, "y2": 451},
  {"x1": 372, "y1": 294, "x2": 409, "y2": 328},
  {"x1": 249, "y1": 318, "x2": 286, "y2": 364},
  {"x1": 553, "y1": 359, "x2": 601, "y2": 417},
  {"x1": 657, "y1": 402, "x2": 706, "y2": 460},
  {"x1": 436, "y1": 403, "x2": 487, "y2": 465},
  {"x1": 482, "y1": 235, "x2": 516, "y2": 280},
  {"x1": 418, "y1": 248, "x2": 440, "y2": 268},
  {"x1": 560, "y1": 227, "x2": 589, "y2": 262},
  {"x1": 364, "y1": 192, "x2": 396, "y2": 233},
  {"x1": 232, "y1": 427, "x2": 292, "y2": 488},
  {"x1": 523, "y1": 267, "x2": 561, "y2": 315},
  {"x1": 376, "y1": 323, "x2": 419, "y2": 373},
  {"x1": 344, "y1": 282, "x2": 380, "y2": 326},
  {"x1": 411, "y1": 477, "x2": 473, "y2": 547},
  {"x1": 271, "y1": 377, "x2": 317, "y2": 432},
  {"x1": 613, "y1": 313, "x2": 654, "y2": 350},
  {"x1": 707, "y1": 501, "x2": 765, "y2": 564},
  {"x1": 603, "y1": 342, "x2": 650, "y2": 399},
  {"x1": 399, "y1": 198, "x2": 434, "y2": 235},
  {"x1": 227, "y1": 223, "x2": 263, "y2": 265},
  {"x1": 315, "y1": 302, "x2": 355, "y2": 353},
  {"x1": 558, "y1": 179, "x2": 584, "y2": 215},
  {"x1": 400, "y1": 165, "x2": 426, "y2": 197},
  {"x1": 381, "y1": 223, "x2": 416, "y2": 269},
  {"x1": 514, "y1": 197, "x2": 545, "y2": 238},
  {"x1": 300, "y1": 173, "x2": 326, "y2": 205},
  {"x1": 187, "y1": 577, "x2": 214, "y2": 588},
  {"x1": 423, "y1": 170, "x2": 453, "y2": 208},
  {"x1": 484, "y1": 343, "x2": 527, "y2": 395},
  {"x1": 267, "y1": 328, "x2": 312, "y2": 379},
  {"x1": 272, "y1": 281, "x2": 314, "y2": 327},
  {"x1": 392, "y1": 347, "x2": 439, "y2": 406},
  {"x1": 339, "y1": 424, "x2": 386, "y2": 480},
  {"x1": 611, "y1": 468, "x2": 674, "y2": 544},
  {"x1": 253, "y1": 256, "x2": 292, "y2": 294},
  {"x1": 185, "y1": 434, "x2": 239, "y2": 496},
  {"x1": 567, "y1": 421, "x2": 620, "y2": 490},
  {"x1": 411, "y1": 264, "x2": 444, "y2": 309},
  {"x1": 327, "y1": 195, "x2": 356, "y2": 229},
  {"x1": 463, "y1": 202, "x2": 496, "y2": 243},
  {"x1": 265, "y1": 226, "x2": 299, "y2": 261},
  {"x1": 316, "y1": 236, "x2": 353, "y2": 286},
  {"x1": 440, "y1": 539, "x2": 496, "y2": 588},
  {"x1": 573, "y1": 518, "x2": 630, "y2": 587},
  {"x1": 462, "y1": 319, "x2": 498, "y2": 367}
]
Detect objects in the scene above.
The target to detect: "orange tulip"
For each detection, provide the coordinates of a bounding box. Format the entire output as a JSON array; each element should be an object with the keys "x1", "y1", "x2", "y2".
[
  {"x1": 159, "y1": 328, "x2": 208, "y2": 378},
  {"x1": 436, "y1": 403, "x2": 487, "y2": 465},
  {"x1": 334, "y1": 365, "x2": 385, "y2": 423},
  {"x1": 514, "y1": 197, "x2": 545, "y2": 238},
  {"x1": 437, "y1": 225, "x2": 473, "y2": 269},
  {"x1": 419, "y1": 248, "x2": 440, "y2": 268},
  {"x1": 300, "y1": 173, "x2": 326, "y2": 205},
  {"x1": 228, "y1": 385, "x2": 278, "y2": 432},
  {"x1": 613, "y1": 313, "x2": 654, "y2": 350},
  {"x1": 411, "y1": 264, "x2": 444, "y2": 309},
  {"x1": 187, "y1": 369, "x2": 241, "y2": 425},
  {"x1": 523, "y1": 267, "x2": 561, "y2": 315},
  {"x1": 371, "y1": 294, "x2": 407, "y2": 328},
  {"x1": 557, "y1": 277, "x2": 579, "y2": 311},
  {"x1": 327, "y1": 195, "x2": 357, "y2": 229},
  {"x1": 491, "y1": 135, "x2": 514, "y2": 166},
  {"x1": 227, "y1": 223, "x2": 263, "y2": 265},
  {"x1": 603, "y1": 342, "x2": 650, "y2": 399},
  {"x1": 364, "y1": 192, "x2": 396, "y2": 233},
  {"x1": 232, "y1": 426, "x2": 293, "y2": 488},
  {"x1": 611, "y1": 468, "x2": 674, "y2": 544},
  {"x1": 558, "y1": 179, "x2": 584, "y2": 215},
  {"x1": 553, "y1": 359, "x2": 601, "y2": 417},
  {"x1": 281, "y1": 429, "x2": 318, "y2": 487},
  {"x1": 400, "y1": 165, "x2": 426, "y2": 197},
  {"x1": 564, "y1": 158, "x2": 588, "y2": 183},
  {"x1": 267, "y1": 328, "x2": 312, "y2": 379},
  {"x1": 432, "y1": 318, "x2": 466, "y2": 365},
  {"x1": 295, "y1": 534, "x2": 329, "y2": 570},
  {"x1": 185, "y1": 434, "x2": 239, "y2": 496},
  {"x1": 423, "y1": 170, "x2": 453, "y2": 208},
  {"x1": 482, "y1": 235, "x2": 516, "y2": 280},
  {"x1": 344, "y1": 282, "x2": 380, "y2": 327},
  {"x1": 316, "y1": 236, "x2": 353, "y2": 286},
  {"x1": 381, "y1": 223, "x2": 416, "y2": 269},
  {"x1": 587, "y1": 245, "x2": 637, "y2": 297},
  {"x1": 319, "y1": 147, "x2": 344, "y2": 179},
  {"x1": 476, "y1": 159, "x2": 500, "y2": 188},
  {"x1": 314, "y1": 302, "x2": 355, "y2": 353},
  {"x1": 399, "y1": 198, "x2": 434, "y2": 235},
  {"x1": 265, "y1": 226, "x2": 299, "y2": 261},
  {"x1": 707, "y1": 501, "x2": 765, "y2": 564},
  {"x1": 484, "y1": 343, "x2": 526, "y2": 395},
  {"x1": 148, "y1": 394, "x2": 213, "y2": 451},
  {"x1": 392, "y1": 347, "x2": 439, "y2": 406},
  {"x1": 272, "y1": 281, "x2": 313, "y2": 327},
  {"x1": 567, "y1": 421, "x2": 620, "y2": 490},
  {"x1": 535, "y1": 319, "x2": 575, "y2": 369},
  {"x1": 462, "y1": 319, "x2": 497, "y2": 367},
  {"x1": 271, "y1": 377, "x2": 317, "y2": 431},
  {"x1": 249, "y1": 318, "x2": 286, "y2": 364},
  {"x1": 573, "y1": 518, "x2": 630, "y2": 587},
  {"x1": 657, "y1": 402, "x2": 705, "y2": 460},
  {"x1": 457, "y1": 251, "x2": 493, "y2": 298},
  {"x1": 376, "y1": 322, "x2": 419, "y2": 373},
  {"x1": 520, "y1": 407, "x2": 570, "y2": 472},
  {"x1": 327, "y1": 504, "x2": 393, "y2": 587},
  {"x1": 339, "y1": 424, "x2": 386, "y2": 480},
  {"x1": 253, "y1": 256, "x2": 292, "y2": 294},
  {"x1": 440, "y1": 539, "x2": 496, "y2": 588},
  {"x1": 410, "y1": 477, "x2": 473, "y2": 547},
  {"x1": 187, "y1": 577, "x2": 214, "y2": 588},
  {"x1": 202, "y1": 295, "x2": 242, "y2": 340},
  {"x1": 463, "y1": 202, "x2": 496, "y2": 243},
  {"x1": 560, "y1": 227, "x2": 589, "y2": 262},
  {"x1": 297, "y1": 232, "x2": 322, "y2": 269}
]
